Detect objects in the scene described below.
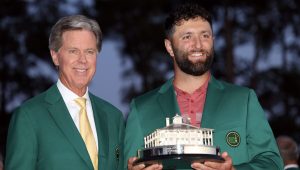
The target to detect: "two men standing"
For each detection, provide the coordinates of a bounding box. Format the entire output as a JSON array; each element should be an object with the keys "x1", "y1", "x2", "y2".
[{"x1": 5, "y1": 2, "x2": 284, "y2": 170}]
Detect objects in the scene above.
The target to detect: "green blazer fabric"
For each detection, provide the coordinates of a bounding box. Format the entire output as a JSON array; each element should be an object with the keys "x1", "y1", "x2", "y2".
[
  {"x1": 124, "y1": 77, "x2": 283, "y2": 170},
  {"x1": 5, "y1": 85, "x2": 125, "y2": 170}
]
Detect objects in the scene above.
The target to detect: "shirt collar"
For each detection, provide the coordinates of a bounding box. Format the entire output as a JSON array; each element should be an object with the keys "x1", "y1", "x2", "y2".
[
  {"x1": 56, "y1": 79, "x2": 90, "y2": 103},
  {"x1": 173, "y1": 73, "x2": 210, "y2": 96},
  {"x1": 284, "y1": 164, "x2": 299, "y2": 170}
]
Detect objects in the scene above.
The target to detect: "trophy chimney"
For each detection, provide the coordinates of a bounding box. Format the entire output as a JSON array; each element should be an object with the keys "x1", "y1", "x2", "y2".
[{"x1": 166, "y1": 117, "x2": 170, "y2": 126}]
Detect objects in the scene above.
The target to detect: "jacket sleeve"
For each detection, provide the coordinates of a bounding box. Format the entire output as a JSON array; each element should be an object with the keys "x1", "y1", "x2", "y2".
[
  {"x1": 5, "y1": 107, "x2": 37, "y2": 170},
  {"x1": 123, "y1": 100, "x2": 145, "y2": 170},
  {"x1": 235, "y1": 90, "x2": 284, "y2": 170}
]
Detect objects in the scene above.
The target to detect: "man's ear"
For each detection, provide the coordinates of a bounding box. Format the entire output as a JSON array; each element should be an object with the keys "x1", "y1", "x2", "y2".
[
  {"x1": 50, "y1": 50, "x2": 59, "y2": 66},
  {"x1": 164, "y1": 39, "x2": 175, "y2": 57}
]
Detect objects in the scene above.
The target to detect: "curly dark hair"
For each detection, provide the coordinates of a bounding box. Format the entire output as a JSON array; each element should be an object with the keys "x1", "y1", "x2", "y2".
[{"x1": 164, "y1": 3, "x2": 212, "y2": 38}]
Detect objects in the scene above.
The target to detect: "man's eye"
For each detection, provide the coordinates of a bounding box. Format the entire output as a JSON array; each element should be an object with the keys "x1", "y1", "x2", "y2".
[
  {"x1": 183, "y1": 35, "x2": 191, "y2": 40},
  {"x1": 86, "y1": 50, "x2": 96, "y2": 55},
  {"x1": 69, "y1": 49, "x2": 78, "y2": 54},
  {"x1": 202, "y1": 34, "x2": 211, "y2": 39}
]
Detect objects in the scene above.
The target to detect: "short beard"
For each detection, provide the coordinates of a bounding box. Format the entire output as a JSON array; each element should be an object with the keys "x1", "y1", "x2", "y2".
[{"x1": 174, "y1": 48, "x2": 214, "y2": 76}]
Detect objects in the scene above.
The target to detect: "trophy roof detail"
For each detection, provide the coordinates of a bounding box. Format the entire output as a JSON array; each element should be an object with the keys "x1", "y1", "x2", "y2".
[
  {"x1": 173, "y1": 114, "x2": 184, "y2": 124},
  {"x1": 163, "y1": 114, "x2": 208, "y2": 130}
]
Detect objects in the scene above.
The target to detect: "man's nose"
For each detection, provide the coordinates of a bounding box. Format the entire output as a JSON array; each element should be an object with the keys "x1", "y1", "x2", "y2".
[
  {"x1": 78, "y1": 52, "x2": 87, "y2": 62},
  {"x1": 194, "y1": 36, "x2": 203, "y2": 49}
]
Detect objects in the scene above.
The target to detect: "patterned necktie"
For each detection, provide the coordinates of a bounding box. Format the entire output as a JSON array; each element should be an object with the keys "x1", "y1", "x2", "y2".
[{"x1": 75, "y1": 98, "x2": 98, "y2": 170}]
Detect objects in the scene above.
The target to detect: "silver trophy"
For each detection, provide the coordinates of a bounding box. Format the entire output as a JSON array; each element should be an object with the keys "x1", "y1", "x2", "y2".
[{"x1": 133, "y1": 114, "x2": 224, "y2": 169}]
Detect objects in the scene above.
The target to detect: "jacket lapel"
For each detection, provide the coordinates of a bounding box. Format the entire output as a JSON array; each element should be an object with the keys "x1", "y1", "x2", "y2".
[
  {"x1": 157, "y1": 78, "x2": 181, "y2": 118},
  {"x1": 89, "y1": 94, "x2": 108, "y2": 169},
  {"x1": 201, "y1": 76, "x2": 224, "y2": 128},
  {"x1": 45, "y1": 85, "x2": 94, "y2": 170}
]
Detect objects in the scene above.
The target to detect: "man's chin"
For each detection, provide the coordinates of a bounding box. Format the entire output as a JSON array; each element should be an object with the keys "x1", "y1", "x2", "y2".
[
  {"x1": 189, "y1": 60, "x2": 206, "y2": 66},
  {"x1": 186, "y1": 70, "x2": 207, "y2": 76}
]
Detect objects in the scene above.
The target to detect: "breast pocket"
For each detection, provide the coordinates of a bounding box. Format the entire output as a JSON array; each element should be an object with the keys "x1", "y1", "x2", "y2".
[{"x1": 213, "y1": 125, "x2": 248, "y2": 165}]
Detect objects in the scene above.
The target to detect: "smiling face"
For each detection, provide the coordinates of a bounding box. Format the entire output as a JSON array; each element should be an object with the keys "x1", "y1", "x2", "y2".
[
  {"x1": 50, "y1": 29, "x2": 98, "y2": 96},
  {"x1": 165, "y1": 17, "x2": 214, "y2": 76}
]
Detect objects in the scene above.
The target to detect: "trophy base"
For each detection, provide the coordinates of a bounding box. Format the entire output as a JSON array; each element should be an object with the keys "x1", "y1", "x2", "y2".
[{"x1": 133, "y1": 145, "x2": 224, "y2": 169}]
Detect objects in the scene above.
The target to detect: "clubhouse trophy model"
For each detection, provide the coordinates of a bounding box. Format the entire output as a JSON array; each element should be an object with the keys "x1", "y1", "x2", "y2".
[{"x1": 133, "y1": 114, "x2": 224, "y2": 169}]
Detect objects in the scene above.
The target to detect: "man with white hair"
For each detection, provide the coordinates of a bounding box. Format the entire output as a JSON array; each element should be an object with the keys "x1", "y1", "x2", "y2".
[{"x1": 277, "y1": 136, "x2": 300, "y2": 170}]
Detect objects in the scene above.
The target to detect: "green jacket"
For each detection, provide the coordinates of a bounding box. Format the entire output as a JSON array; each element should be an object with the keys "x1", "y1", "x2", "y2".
[
  {"x1": 5, "y1": 85, "x2": 124, "y2": 170},
  {"x1": 124, "y1": 77, "x2": 283, "y2": 170}
]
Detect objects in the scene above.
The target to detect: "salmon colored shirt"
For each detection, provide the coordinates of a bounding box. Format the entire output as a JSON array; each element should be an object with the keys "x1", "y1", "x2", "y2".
[{"x1": 174, "y1": 75, "x2": 210, "y2": 127}]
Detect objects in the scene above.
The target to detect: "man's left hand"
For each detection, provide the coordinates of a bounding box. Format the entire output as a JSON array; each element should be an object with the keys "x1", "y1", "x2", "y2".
[{"x1": 191, "y1": 152, "x2": 236, "y2": 170}]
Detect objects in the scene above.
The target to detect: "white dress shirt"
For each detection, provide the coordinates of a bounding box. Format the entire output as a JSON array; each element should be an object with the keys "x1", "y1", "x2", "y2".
[
  {"x1": 284, "y1": 164, "x2": 299, "y2": 170},
  {"x1": 57, "y1": 79, "x2": 98, "y2": 150}
]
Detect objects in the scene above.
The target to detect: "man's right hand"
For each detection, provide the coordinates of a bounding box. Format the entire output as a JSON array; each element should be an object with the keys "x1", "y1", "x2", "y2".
[{"x1": 127, "y1": 157, "x2": 163, "y2": 170}]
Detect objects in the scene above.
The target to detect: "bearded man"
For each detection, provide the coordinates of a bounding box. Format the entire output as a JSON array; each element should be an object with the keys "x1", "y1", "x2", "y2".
[{"x1": 124, "y1": 3, "x2": 283, "y2": 170}]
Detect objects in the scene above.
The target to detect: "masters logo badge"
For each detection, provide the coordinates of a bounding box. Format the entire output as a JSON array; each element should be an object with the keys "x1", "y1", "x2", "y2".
[{"x1": 226, "y1": 131, "x2": 240, "y2": 147}]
